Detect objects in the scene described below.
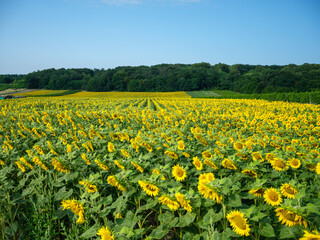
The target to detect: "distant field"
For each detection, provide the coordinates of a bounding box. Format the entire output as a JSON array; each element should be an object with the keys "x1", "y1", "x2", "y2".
[
  {"x1": 186, "y1": 90, "x2": 240, "y2": 98},
  {"x1": 65, "y1": 91, "x2": 191, "y2": 98}
]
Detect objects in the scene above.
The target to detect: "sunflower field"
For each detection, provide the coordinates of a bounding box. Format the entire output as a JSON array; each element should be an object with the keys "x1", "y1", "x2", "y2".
[{"x1": 0, "y1": 92, "x2": 320, "y2": 240}]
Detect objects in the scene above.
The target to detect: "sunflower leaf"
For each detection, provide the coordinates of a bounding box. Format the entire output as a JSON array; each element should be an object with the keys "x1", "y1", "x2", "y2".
[{"x1": 258, "y1": 223, "x2": 275, "y2": 238}]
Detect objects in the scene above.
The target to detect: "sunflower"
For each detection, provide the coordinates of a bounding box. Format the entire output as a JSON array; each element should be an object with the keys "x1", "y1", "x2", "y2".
[
  {"x1": 182, "y1": 152, "x2": 190, "y2": 158},
  {"x1": 178, "y1": 140, "x2": 185, "y2": 150},
  {"x1": 121, "y1": 149, "x2": 130, "y2": 158},
  {"x1": 252, "y1": 152, "x2": 263, "y2": 161},
  {"x1": 172, "y1": 164, "x2": 187, "y2": 181},
  {"x1": 152, "y1": 169, "x2": 166, "y2": 180},
  {"x1": 94, "y1": 159, "x2": 109, "y2": 170},
  {"x1": 288, "y1": 158, "x2": 301, "y2": 169},
  {"x1": 203, "y1": 159, "x2": 218, "y2": 170},
  {"x1": 114, "y1": 160, "x2": 125, "y2": 171},
  {"x1": 249, "y1": 188, "x2": 265, "y2": 197},
  {"x1": 79, "y1": 180, "x2": 98, "y2": 193},
  {"x1": 233, "y1": 142, "x2": 244, "y2": 151},
  {"x1": 97, "y1": 225, "x2": 115, "y2": 240},
  {"x1": 275, "y1": 207, "x2": 307, "y2": 228},
  {"x1": 280, "y1": 184, "x2": 298, "y2": 199},
  {"x1": 107, "y1": 176, "x2": 126, "y2": 191},
  {"x1": 242, "y1": 169, "x2": 258, "y2": 178},
  {"x1": 158, "y1": 196, "x2": 180, "y2": 211},
  {"x1": 202, "y1": 151, "x2": 213, "y2": 160},
  {"x1": 61, "y1": 200, "x2": 85, "y2": 224},
  {"x1": 175, "y1": 192, "x2": 192, "y2": 212},
  {"x1": 270, "y1": 158, "x2": 288, "y2": 172},
  {"x1": 107, "y1": 142, "x2": 115, "y2": 152},
  {"x1": 263, "y1": 188, "x2": 282, "y2": 206},
  {"x1": 131, "y1": 161, "x2": 144, "y2": 173},
  {"x1": 227, "y1": 210, "x2": 250, "y2": 236},
  {"x1": 138, "y1": 180, "x2": 159, "y2": 197},
  {"x1": 316, "y1": 162, "x2": 320, "y2": 175},
  {"x1": 299, "y1": 230, "x2": 320, "y2": 240},
  {"x1": 198, "y1": 172, "x2": 215, "y2": 184},
  {"x1": 52, "y1": 158, "x2": 69, "y2": 174},
  {"x1": 198, "y1": 184, "x2": 222, "y2": 203},
  {"x1": 222, "y1": 159, "x2": 237, "y2": 170},
  {"x1": 15, "y1": 161, "x2": 26, "y2": 172},
  {"x1": 81, "y1": 153, "x2": 91, "y2": 165},
  {"x1": 265, "y1": 153, "x2": 275, "y2": 162},
  {"x1": 192, "y1": 156, "x2": 203, "y2": 171},
  {"x1": 165, "y1": 150, "x2": 179, "y2": 160}
]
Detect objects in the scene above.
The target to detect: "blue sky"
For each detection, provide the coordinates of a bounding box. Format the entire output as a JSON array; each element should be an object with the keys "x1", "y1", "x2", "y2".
[{"x1": 0, "y1": 0, "x2": 319, "y2": 74}]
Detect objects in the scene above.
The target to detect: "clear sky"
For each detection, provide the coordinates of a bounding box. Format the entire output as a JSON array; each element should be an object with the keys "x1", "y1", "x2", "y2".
[{"x1": 0, "y1": 0, "x2": 319, "y2": 74}]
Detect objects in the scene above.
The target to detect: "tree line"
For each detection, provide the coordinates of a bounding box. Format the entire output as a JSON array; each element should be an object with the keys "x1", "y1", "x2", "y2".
[{"x1": 2, "y1": 63, "x2": 320, "y2": 93}]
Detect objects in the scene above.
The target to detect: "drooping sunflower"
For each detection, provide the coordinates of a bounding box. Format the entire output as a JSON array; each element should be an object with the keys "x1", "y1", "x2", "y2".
[
  {"x1": 152, "y1": 169, "x2": 166, "y2": 180},
  {"x1": 227, "y1": 210, "x2": 250, "y2": 236},
  {"x1": 242, "y1": 169, "x2": 258, "y2": 178},
  {"x1": 316, "y1": 162, "x2": 320, "y2": 175},
  {"x1": 138, "y1": 180, "x2": 159, "y2": 197},
  {"x1": 97, "y1": 225, "x2": 115, "y2": 240},
  {"x1": 172, "y1": 164, "x2": 187, "y2": 181},
  {"x1": 121, "y1": 149, "x2": 130, "y2": 158},
  {"x1": 165, "y1": 150, "x2": 179, "y2": 160},
  {"x1": 299, "y1": 230, "x2": 320, "y2": 240},
  {"x1": 280, "y1": 183, "x2": 298, "y2": 199},
  {"x1": 263, "y1": 188, "x2": 282, "y2": 206},
  {"x1": 265, "y1": 153, "x2": 275, "y2": 162},
  {"x1": 222, "y1": 159, "x2": 237, "y2": 170},
  {"x1": 79, "y1": 180, "x2": 98, "y2": 193},
  {"x1": 270, "y1": 158, "x2": 288, "y2": 172},
  {"x1": 248, "y1": 188, "x2": 265, "y2": 197},
  {"x1": 198, "y1": 183, "x2": 222, "y2": 203},
  {"x1": 107, "y1": 176, "x2": 126, "y2": 191},
  {"x1": 131, "y1": 161, "x2": 144, "y2": 173},
  {"x1": 252, "y1": 152, "x2": 263, "y2": 161},
  {"x1": 107, "y1": 142, "x2": 115, "y2": 153},
  {"x1": 202, "y1": 151, "x2": 213, "y2": 160},
  {"x1": 94, "y1": 159, "x2": 109, "y2": 170},
  {"x1": 61, "y1": 200, "x2": 85, "y2": 224},
  {"x1": 288, "y1": 158, "x2": 301, "y2": 169},
  {"x1": 114, "y1": 160, "x2": 125, "y2": 171},
  {"x1": 275, "y1": 207, "x2": 307, "y2": 228},
  {"x1": 203, "y1": 159, "x2": 218, "y2": 170},
  {"x1": 158, "y1": 195, "x2": 180, "y2": 211},
  {"x1": 52, "y1": 158, "x2": 69, "y2": 174},
  {"x1": 175, "y1": 192, "x2": 192, "y2": 212},
  {"x1": 192, "y1": 156, "x2": 203, "y2": 171}
]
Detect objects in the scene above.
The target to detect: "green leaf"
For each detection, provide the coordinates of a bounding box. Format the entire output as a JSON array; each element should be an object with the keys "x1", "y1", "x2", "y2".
[
  {"x1": 251, "y1": 211, "x2": 267, "y2": 221},
  {"x1": 258, "y1": 223, "x2": 275, "y2": 238},
  {"x1": 279, "y1": 225, "x2": 302, "y2": 239},
  {"x1": 54, "y1": 187, "x2": 73, "y2": 201},
  {"x1": 225, "y1": 194, "x2": 242, "y2": 207},
  {"x1": 176, "y1": 212, "x2": 196, "y2": 227},
  {"x1": 137, "y1": 199, "x2": 158, "y2": 213},
  {"x1": 158, "y1": 211, "x2": 174, "y2": 223},
  {"x1": 81, "y1": 224, "x2": 100, "y2": 238},
  {"x1": 204, "y1": 209, "x2": 223, "y2": 224}
]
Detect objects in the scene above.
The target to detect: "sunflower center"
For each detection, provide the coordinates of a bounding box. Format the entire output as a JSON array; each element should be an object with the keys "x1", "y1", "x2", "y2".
[
  {"x1": 268, "y1": 192, "x2": 278, "y2": 201},
  {"x1": 232, "y1": 215, "x2": 247, "y2": 230}
]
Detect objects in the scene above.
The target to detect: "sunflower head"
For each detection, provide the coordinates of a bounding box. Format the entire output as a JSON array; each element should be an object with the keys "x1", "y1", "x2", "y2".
[
  {"x1": 280, "y1": 183, "x2": 298, "y2": 199},
  {"x1": 227, "y1": 210, "x2": 250, "y2": 236},
  {"x1": 263, "y1": 188, "x2": 282, "y2": 206},
  {"x1": 288, "y1": 158, "x2": 301, "y2": 169},
  {"x1": 172, "y1": 164, "x2": 187, "y2": 181},
  {"x1": 233, "y1": 142, "x2": 244, "y2": 151}
]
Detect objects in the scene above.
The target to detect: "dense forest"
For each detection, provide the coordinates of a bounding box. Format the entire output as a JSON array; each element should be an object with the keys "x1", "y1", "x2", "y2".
[{"x1": 1, "y1": 63, "x2": 320, "y2": 93}]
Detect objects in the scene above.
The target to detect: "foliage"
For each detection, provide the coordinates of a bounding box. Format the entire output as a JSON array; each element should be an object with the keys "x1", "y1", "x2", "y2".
[
  {"x1": 0, "y1": 94, "x2": 320, "y2": 239},
  {"x1": 201, "y1": 91, "x2": 320, "y2": 104},
  {"x1": 15, "y1": 63, "x2": 320, "y2": 93}
]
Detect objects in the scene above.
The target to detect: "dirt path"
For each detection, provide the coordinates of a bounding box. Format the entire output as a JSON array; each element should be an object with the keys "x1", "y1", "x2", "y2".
[{"x1": 0, "y1": 89, "x2": 36, "y2": 95}]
